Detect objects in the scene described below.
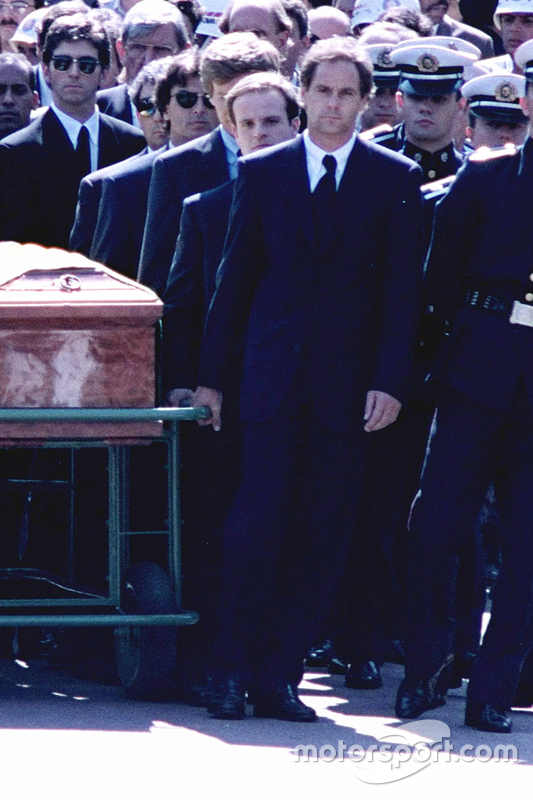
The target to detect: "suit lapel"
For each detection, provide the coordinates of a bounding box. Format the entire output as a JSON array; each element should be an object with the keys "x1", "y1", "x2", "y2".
[
  {"x1": 279, "y1": 136, "x2": 314, "y2": 247},
  {"x1": 327, "y1": 136, "x2": 373, "y2": 249}
]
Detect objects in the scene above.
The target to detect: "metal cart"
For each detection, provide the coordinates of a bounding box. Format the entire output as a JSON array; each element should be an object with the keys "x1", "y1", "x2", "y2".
[{"x1": 0, "y1": 405, "x2": 209, "y2": 699}]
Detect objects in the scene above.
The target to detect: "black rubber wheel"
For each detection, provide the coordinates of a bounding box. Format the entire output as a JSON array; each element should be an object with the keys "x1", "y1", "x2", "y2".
[{"x1": 114, "y1": 561, "x2": 178, "y2": 700}]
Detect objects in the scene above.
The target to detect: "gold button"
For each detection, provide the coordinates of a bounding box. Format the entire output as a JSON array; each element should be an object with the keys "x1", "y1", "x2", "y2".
[
  {"x1": 428, "y1": 169, "x2": 436, "y2": 179},
  {"x1": 526, "y1": 293, "x2": 533, "y2": 302}
]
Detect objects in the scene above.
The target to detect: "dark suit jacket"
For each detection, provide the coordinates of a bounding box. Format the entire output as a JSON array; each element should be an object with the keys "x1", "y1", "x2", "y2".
[
  {"x1": 69, "y1": 146, "x2": 149, "y2": 257},
  {"x1": 97, "y1": 84, "x2": 134, "y2": 125},
  {"x1": 138, "y1": 126, "x2": 230, "y2": 296},
  {"x1": 426, "y1": 138, "x2": 533, "y2": 414},
  {"x1": 197, "y1": 136, "x2": 424, "y2": 428},
  {"x1": 0, "y1": 108, "x2": 145, "y2": 249},
  {"x1": 163, "y1": 180, "x2": 234, "y2": 391},
  {"x1": 436, "y1": 16, "x2": 494, "y2": 59},
  {"x1": 88, "y1": 148, "x2": 163, "y2": 279}
]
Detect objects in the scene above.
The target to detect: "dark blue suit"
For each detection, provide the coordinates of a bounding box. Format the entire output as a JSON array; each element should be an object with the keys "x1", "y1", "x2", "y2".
[
  {"x1": 69, "y1": 146, "x2": 150, "y2": 259},
  {"x1": 139, "y1": 127, "x2": 230, "y2": 296},
  {"x1": 405, "y1": 138, "x2": 533, "y2": 709},
  {"x1": 197, "y1": 135, "x2": 423, "y2": 688},
  {"x1": 97, "y1": 84, "x2": 134, "y2": 125},
  {"x1": 0, "y1": 108, "x2": 145, "y2": 249},
  {"x1": 162, "y1": 181, "x2": 240, "y2": 684},
  {"x1": 84, "y1": 148, "x2": 163, "y2": 279}
]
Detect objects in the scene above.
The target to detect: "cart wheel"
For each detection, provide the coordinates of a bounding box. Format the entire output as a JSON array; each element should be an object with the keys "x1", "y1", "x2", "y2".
[{"x1": 114, "y1": 561, "x2": 178, "y2": 700}]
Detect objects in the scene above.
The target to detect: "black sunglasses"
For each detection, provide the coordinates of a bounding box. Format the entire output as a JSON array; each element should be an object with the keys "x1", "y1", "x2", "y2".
[
  {"x1": 172, "y1": 90, "x2": 214, "y2": 110},
  {"x1": 136, "y1": 97, "x2": 157, "y2": 117},
  {"x1": 50, "y1": 55, "x2": 101, "y2": 75}
]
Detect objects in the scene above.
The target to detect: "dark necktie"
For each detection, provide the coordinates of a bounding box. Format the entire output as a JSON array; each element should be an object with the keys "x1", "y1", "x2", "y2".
[
  {"x1": 75, "y1": 125, "x2": 91, "y2": 181},
  {"x1": 312, "y1": 154, "x2": 337, "y2": 248}
]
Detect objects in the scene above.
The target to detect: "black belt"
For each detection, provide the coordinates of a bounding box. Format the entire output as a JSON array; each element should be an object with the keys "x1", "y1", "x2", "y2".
[{"x1": 465, "y1": 291, "x2": 513, "y2": 316}]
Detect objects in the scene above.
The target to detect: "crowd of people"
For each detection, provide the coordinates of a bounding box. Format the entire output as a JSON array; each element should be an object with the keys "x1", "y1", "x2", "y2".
[{"x1": 1, "y1": 0, "x2": 533, "y2": 737}]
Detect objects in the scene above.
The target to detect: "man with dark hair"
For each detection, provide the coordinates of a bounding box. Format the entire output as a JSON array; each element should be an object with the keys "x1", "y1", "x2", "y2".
[
  {"x1": 0, "y1": 13, "x2": 144, "y2": 248},
  {"x1": 71, "y1": 48, "x2": 218, "y2": 277},
  {"x1": 0, "y1": 52, "x2": 38, "y2": 139},
  {"x1": 138, "y1": 31, "x2": 280, "y2": 295},
  {"x1": 369, "y1": 39, "x2": 477, "y2": 181},
  {"x1": 191, "y1": 36, "x2": 423, "y2": 722},
  {"x1": 69, "y1": 56, "x2": 169, "y2": 258},
  {"x1": 97, "y1": 0, "x2": 189, "y2": 125}
]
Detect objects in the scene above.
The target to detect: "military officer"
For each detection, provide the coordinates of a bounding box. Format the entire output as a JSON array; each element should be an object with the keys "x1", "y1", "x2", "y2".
[
  {"x1": 368, "y1": 38, "x2": 478, "y2": 181},
  {"x1": 462, "y1": 71, "x2": 529, "y2": 150},
  {"x1": 396, "y1": 37, "x2": 533, "y2": 735}
]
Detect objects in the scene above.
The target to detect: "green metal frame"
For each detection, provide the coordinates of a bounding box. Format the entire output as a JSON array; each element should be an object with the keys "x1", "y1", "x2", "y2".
[{"x1": 0, "y1": 407, "x2": 210, "y2": 627}]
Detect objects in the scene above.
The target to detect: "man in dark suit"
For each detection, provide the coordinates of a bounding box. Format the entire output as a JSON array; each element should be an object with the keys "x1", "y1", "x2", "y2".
[
  {"x1": 96, "y1": 0, "x2": 190, "y2": 126},
  {"x1": 76, "y1": 48, "x2": 219, "y2": 277},
  {"x1": 395, "y1": 36, "x2": 533, "y2": 736},
  {"x1": 0, "y1": 14, "x2": 144, "y2": 250},
  {"x1": 161, "y1": 72, "x2": 300, "y2": 703},
  {"x1": 192, "y1": 37, "x2": 423, "y2": 722},
  {"x1": 69, "y1": 57, "x2": 173, "y2": 260},
  {"x1": 138, "y1": 32, "x2": 280, "y2": 296}
]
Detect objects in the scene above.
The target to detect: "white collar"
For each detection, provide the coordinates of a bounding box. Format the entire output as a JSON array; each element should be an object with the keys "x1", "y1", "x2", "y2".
[
  {"x1": 303, "y1": 129, "x2": 357, "y2": 190},
  {"x1": 51, "y1": 103, "x2": 100, "y2": 148}
]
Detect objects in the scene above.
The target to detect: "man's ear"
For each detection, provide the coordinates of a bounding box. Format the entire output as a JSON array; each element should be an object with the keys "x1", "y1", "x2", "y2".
[
  {"x1": 290, "y1": 115, "x2": 300, "y2": 134},
  {"x1": 42, "y1": 61, "x2": 52, "y2": 89},
  {"x1": 31, "y1": 90, "x2": 39, "y2": 110},
  {"x1": 396, "y1": 90, "x2": 404, "y2": 109},
  {"x1": 116, "y1": 38, "x2": 126, "y2": 62},
  {"x1": 520, "y1": 96, "x2": 530, "y2": 117}
]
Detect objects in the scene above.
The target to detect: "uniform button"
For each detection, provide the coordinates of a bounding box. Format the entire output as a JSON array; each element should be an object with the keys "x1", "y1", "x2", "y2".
[
  {"x1": 529, "y1": 273, "x2": 533, "y2": 281},
  {"x1": 294, "y1": 345, "x2": 302, "y2": 354},
  {"x1": 428, "y1": 169, "x2": 436, "y2": 179},
  {"x1": 526, "y1": 293, "x2": 533, "y2": 302}
]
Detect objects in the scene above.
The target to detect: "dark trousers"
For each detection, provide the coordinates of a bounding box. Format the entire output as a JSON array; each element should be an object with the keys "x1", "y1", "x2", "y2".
[
  {"x1": 405, "y1": 384, "x2": 533, "y2": 707},
  {"x1": 212, "y1": 378, "x2": 367, "y2": 689}
]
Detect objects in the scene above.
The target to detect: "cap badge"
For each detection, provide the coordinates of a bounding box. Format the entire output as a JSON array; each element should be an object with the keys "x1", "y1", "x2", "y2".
[
  {"x1": 376, "y1": 48, "x2": 393, "y2": 68},
  {"x1": 417, "y1": 53, "x2": 440, "y2": 73},
  {"x1": 494, "y1": 81, "x2": 517, "y2": 102}
]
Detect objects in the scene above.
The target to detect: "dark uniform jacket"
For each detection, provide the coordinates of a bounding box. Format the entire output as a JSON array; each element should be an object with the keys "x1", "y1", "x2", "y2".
[{"x1": 426, "y1": 138, "x2": 533, "y2": 413}]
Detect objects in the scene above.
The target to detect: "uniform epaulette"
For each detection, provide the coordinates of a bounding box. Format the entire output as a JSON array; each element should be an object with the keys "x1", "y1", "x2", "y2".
[
  {"x1": 468, "y1": 143, "x2": 517, "y2": 162},
  {"x1": 421, "y1": 174, "x2": 456, "y2": 198},
  {"x1": 359, "y1": 124, "x2": 394, "y2": 142}
]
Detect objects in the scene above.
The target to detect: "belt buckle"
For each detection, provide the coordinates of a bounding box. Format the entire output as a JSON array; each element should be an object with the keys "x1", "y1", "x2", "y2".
[{"x1": 510, "y1": 300, "x2": 533, "y2": 327}]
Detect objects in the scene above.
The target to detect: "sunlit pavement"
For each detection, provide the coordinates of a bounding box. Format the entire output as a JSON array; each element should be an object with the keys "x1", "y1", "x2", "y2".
[{"x1": 0, "y1": 658, "x2": 530, "y2": 800}]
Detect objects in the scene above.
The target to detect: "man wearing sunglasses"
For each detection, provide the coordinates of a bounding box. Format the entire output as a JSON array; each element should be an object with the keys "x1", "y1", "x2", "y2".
[
  {"x1": 138, "y1": 32, "x2": 280, "y2": 297},
  {"x1": 97, "y1": 0, "x2": 190, "y2": 126},
  {"x1": 70, "y1": 57, "x2": 171, "y2": 260},
  {"x1": 71, "y1": 49, "x2": 218, "y2": 279},
  {"x1": 0, "y1": 14, "x2": 144, "y2": 249}
]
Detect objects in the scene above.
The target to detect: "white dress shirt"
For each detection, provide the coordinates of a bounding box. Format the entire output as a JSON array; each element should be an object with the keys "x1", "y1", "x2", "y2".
[
  {"x1": 303, "y1": 129, "x2": 357, "y2": 192},
  {"x1": 51, "y1": 103, "x2": 100, "y2": 172}
]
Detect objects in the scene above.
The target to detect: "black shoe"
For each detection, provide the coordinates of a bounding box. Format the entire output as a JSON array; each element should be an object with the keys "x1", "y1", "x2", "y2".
[
  {"x1": 305, "y1": 640, "x2": 334, "y2": 669},
  {"x1": 465, "y1": 702, "x2": 512, "y2": 733},
  {"x1": 328, "y1": 656, "x2": 349, "y2": 675},
  {"x1": 395, "y1": 679, "x2": 445, "y2": 719},
  {"x1": 253, "y1": 684, "x2": 317, "y2": 722},
  {"x1": 345, "y1": 660, "x2": 382, "y2": 690},
  {"x1": 208, "y1": 677, "x2": 246, "y2": 720}
]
